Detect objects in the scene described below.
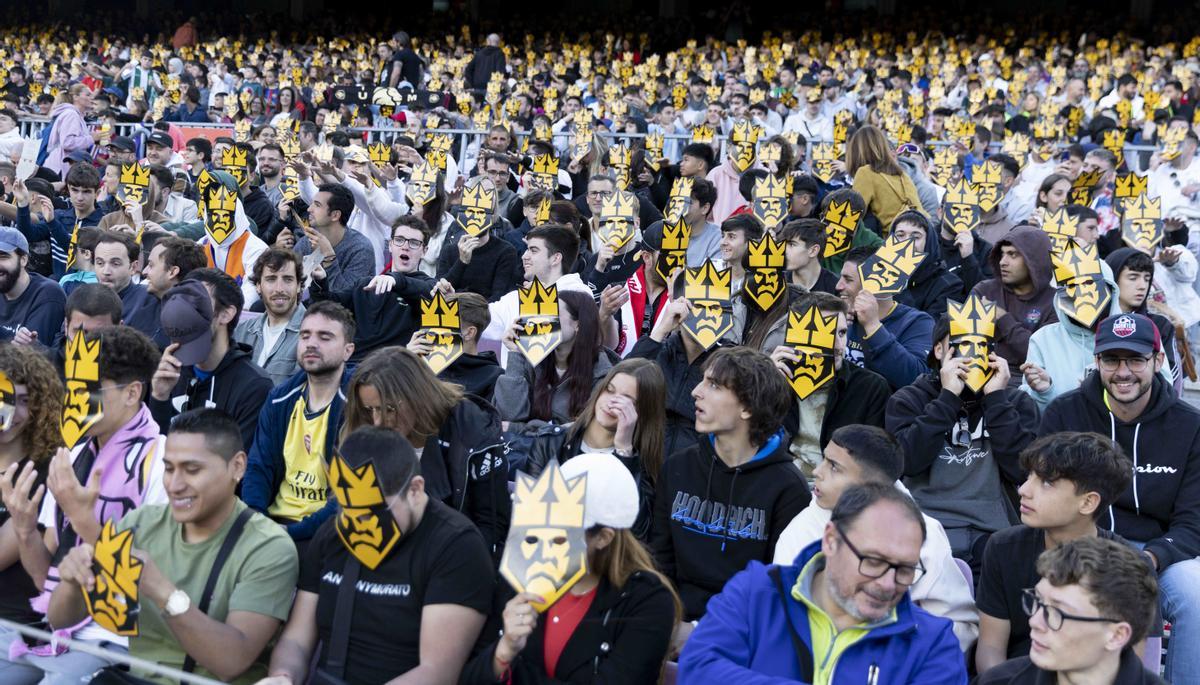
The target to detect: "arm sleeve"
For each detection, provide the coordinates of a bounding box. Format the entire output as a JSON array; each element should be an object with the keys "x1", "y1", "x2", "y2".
[
  {"x1": 233, "y1": 377, "x2": 273, "y2": 456},
  {"x1": 488, "y1": 248, "x2": 518, "y2": 303},
  {"x1": 491, "y1": 352, "x2": 534, "y2": 422},
  {"x1": 23, "y1": 287, "x2": 66, "y2": 342},
  {"x1": 226, "y1": 531, "x2": 299, "y2": 621},
  {"x1": 910, "y1": 620, "x2": 970, "y2": 685},
  {"x1": 241, "y1": 399, "x2": 281, "y2": 513},
  {"x1": 1144, "y1": 433, "x2": 1200, "y2": 567},
  {"x1": 886, "y1": 387, "x2": 963, "y2": 476},
  {"x1": 323, "y1": 240, "x2": 376, "y2": 293},
  {"x1": 862, "y1": 316, "x2": 932, "y2": 389},
  {"x1": 1020, "y1": 332, "x2": 1055, "y2": 410},
  {"x1": 649, "y1": 469, "x2": 677, "y2": 581},
  {"x1": 589, "y1": 582, "x2": 677, "y2": 683},
  {"x1": 363, "y1": 178, "x2": 410, "y2": 227},
  {"x1": 16, "y1": 206, "x2": 51, "y2": 242},
  {"x1": 766, "y1": 478, "x2": 811, "y2": 559},
  {"x1": 975, "y1": 533, "x2": 1012, "y2": 619},
  {"x1": 983, "y1": 390, "x2": 1039, "y2": 488}
]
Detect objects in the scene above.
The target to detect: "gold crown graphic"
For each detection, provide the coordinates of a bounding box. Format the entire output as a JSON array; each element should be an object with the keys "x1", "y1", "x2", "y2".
[
  {"x1": 410, "y1": 159, "x2": 440, "y2": 185},
  {"x1": 367, "y1": 142, "x2": 390, "y2": 165},
  {"x1": 669, "y1": 177, "x2": 693, "y2": 200},
  {"x1": 64, "y1": 329, "x2": 100, "y2": 383},
  {"x1": 753, "y1": 174, "x2": 788, "y2": 201},
  {"x1": 119, "y1": 163, "x2": 150, "y2": 188},
  {"x1": 944, "y1": 179, "x2": 980, "y2": 205},
  {"x1": 645, "y1": 132, "x2": 664, "y2": 155},
  {"x1": 684, "y1": 261, "x2": 732, "y2": 301},
  {"x1": 425, "y1": 149, "x2": 448, "y2": 172},
  {"x1": 531, "y1": 153, "x2": 559, "y2": 176},
  {"x1": 691, "y1": 125, "x2": 715, "y2": 143},
  {"x1": 949, "y1": 295, "x2": 996, "y2": 339},
  {"x1": 609, "y1": 144, "x2": 632, "y2": 168},
  {"x1": 1115, "y1": 173, "x2": 1149, "y2": 198},
  {"x1": 92, "y1": 520, "x2": 141, "y2": 598},
  {"x1": 1102, "y1": 129, "x2": 1126, "y2": 152},
  {"x1": 1042, "y1": 207, "x2": 1079, "y2": 243},
  {"x1": 535, "y1": 197, "x2": 552, "y2": 224},
  {"x1": 460, "y1": 183, "x2": 497, "y2": 212},
  {"x1": 661, "y1": 219, "x2": 691, "y2": 251},
  {"x1": 747, "y1": 234, "x2": 785, "y2": 269},
  {"x1": 420, "y1": 292, "x2": 460, "y2": 329},
  {"x1": 329, "y1": 455, "x2": 387, "y2": 509},
  {"x1": 206, "y1": 185, "x2": 238, "y2": 214},
  {"x1": 971, "y1": 160, "x2": 1003, "y2": 186},
  {"x1": 511, "y1": 463, "x2": 586, "y2": 528},
  {"x1": 1032, "y1": 118, "x2": 1060, "y2": 141},
  {"x1": 1124, "y1": 194, "x2": 1162, "y2": 220},
  {"x1": 812, "y1": 142, "x2": 839, "y2": 163},
  {"x1": 873, "y1": 236, "x2": 924, "y2": 275},
  {"x1": 1072, "y1": 169, "x2": 1102, "y2": 191},
  {"x1": 600, "y1": 190, "x2": 637, "y2": 221},
  {"x1": 786, "y1": 306, "x2": 837, "y2": 349},
  {"x1": 1052, "y1": 238, "x2": 1104, "y2": 284},
  {"x1": 429, "y1": 133, "x2": 452, "y2": 153},
  {"x1": 221, "y1": 145, "x2": 248, "y2": 169},
  {"x1": 519, "y1": 278, "x2": 559, "y2": 317},
  {"x1": 731, "y1": 120, "x2": 762, "y2": 145},
  {"x1": 824, "y1": 200, "x2": 862, "y2": 231}
]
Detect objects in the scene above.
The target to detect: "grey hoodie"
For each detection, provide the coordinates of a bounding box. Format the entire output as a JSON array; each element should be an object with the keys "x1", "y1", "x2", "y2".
[{"x1": 971, "y1": 226, "x2": 1059, "y2": 373}]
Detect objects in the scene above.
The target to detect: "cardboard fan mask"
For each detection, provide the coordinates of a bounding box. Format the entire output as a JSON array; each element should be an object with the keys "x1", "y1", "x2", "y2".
[
  {"x1": 608, "y1": 144, "x2": 632, "y2": 190},
  {"x1": 664, "y1": 177, "x2": 694, "y2": 224},
  {"x1": 1052, "y1": 238, "x2": 1111, "y2": 328},
  {"x1": 329, "y1": 454, "x2": 403, "y2": 570},
  {"x1": 941, "y1": 179, "x2": 982, "y2": 234},
  {"x1": 0, "y1": 370, "x2": 13, "y2": 431},
  {"x1": 83, "y1": 520, "x2": 143, "y2": 636},
  {"x1": 1114, "y1": 173, "x2": 1149, "y2": 217},
  {"x1": 682, "y1": 260, "x2": 733, "y2": 349},
  {"x1": 730, "y1": 120, "x2": 761, "y2": 173},
  {"x1": 948, "y1": 295, "x2": 997, "y2": 393},
  {"x1": 116, "y1": 163, "x2": 150, "y2": 206},
  {"x1": 1040, "y1": 208, "x2": 1079, "y2": 253},
  {"x1": 454, "y1": 182, "x2": 498, "y2": 237},
  {"x1": 970, "y1": 160, "x2": 1003, "y2": 213},
  {"x1": 598, "y1": 190, "x2": 638, "y2": 250},
  {"x1": 516, "y1": 279, "x2": 562, "y2": 366},
  {"x1": 751, "y1": 174, "x2": 789, "y2": 229},
  {"x1": 61, "y1": 330, "x2": 102, "y2": 449},
  {"x1": 744, "y1": 234, "x2": 786, "y2": 311},
  {"x1": 528, "y1": 154, "x2": 559, "y2": 193},
  {"x1": 405, "y1": 160, "x2": 440, "y2": 207},
  {"x1": 202, "y1": 185, "x2": 239, "y2": 245},
  {"x1": 1070, "y1": 170, "x2": 1103, "y2": 206},
  {"x1": 783, "y1": 306, "x2": 838, "y2": 400},
  {"x1": 822, "y1": 199, "x2": 862, "y2": 258},
  {"x1": 811, "y1": 142, "x2": 840, "y2": 184},
  {"x1": 416, "y1": 292, "x2": 463, "y2": 374},
  {"x1": 499, "y1": 461, "x2": 588, "y2": 613},
  {"x1": 1121, "y1": 194, "x2": 1163, "y2": 253},
  {"x1": 858, "y1": 236, "x2": 923, "y2": 296},
  {"x1": 220, "y1": 146, "x2": 250, "y2": 188}
]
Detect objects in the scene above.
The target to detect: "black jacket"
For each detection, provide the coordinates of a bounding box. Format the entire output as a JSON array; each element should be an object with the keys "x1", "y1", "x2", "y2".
[
  {"x1": 1105, "y1": 248, "x2": 1181, "y2": 383},
  {"x1": 938, "y1": 230, "x2": 993, "y2": 296},
  {"x1": 896, "y1": 240, "x2": 963, "y2": 321},
  {"x1": 627, "y1": 332, "x2": 732, "y2": 458},
  {"x1": 1041, "y1": 371, "x2": 1200, "y2": 568},
  {"x1": 241, "y1": 186, "x2": 276, "y2": 236},
  {"x1": 461, "y1": 571, "x2": 676, "y2": 684},
  {"x1": 310, "y1": 269, "x2": 435, "y2": 362},
  {"x1": 465, "y1": 46, "x2": 506, "y2": 91},
  {"x1": 784, "y1": 360, "x2": 889, "y2": 449},
  {"x1": 522, "y1": 422, "x2": 655, "y2": 540},
  {"x1": 147, "y1": 343, "x2": 273, "y2": 451},
  {"x1": 420, "y1": 393, "x2": 510, "y2": 558},
  {"x1": 975, "y1": 649, "x2": 1167, "y2": 685},
  {"x1": 440, "y1": 351, "x2": 503, "y2": 400},
  {"x1": 436, "y1": 225, "x2": 520, "y2": 302},
  {"x1": 650, "y1": 430, "x2": 811, "y2": 620}
]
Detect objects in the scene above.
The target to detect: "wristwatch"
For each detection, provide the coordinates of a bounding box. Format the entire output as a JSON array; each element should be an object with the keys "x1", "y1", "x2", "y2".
[
  {"x1": 164, "y1": 589, "x2": 191, "y2": 617},
  {"x1": 612, "y1": 447, "x2": 633, "y2": 459}
]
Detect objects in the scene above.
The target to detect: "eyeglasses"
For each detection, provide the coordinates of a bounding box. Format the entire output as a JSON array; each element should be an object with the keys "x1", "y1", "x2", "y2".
[
  {"x1": 834, "y1": 524, "x2": 925, "y2": 586},
  {"x1": 587, "y1": 190, "x2": 615, "y2": 199},
  {"x1": 1097, "y1": 355, "x2": 1151, "y2": 372},
  {"x1": 391, "y1": 237, "x2": 424, "y2": 249},
  {"x1": 1021, "y1": 588, "x2": 1120, "y2": 631}
]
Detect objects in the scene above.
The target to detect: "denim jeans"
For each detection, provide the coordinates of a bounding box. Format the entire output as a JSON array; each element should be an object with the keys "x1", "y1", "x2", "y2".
[{"x1": 1158, "y1": 556, "x2": 1200, "y2": 684}]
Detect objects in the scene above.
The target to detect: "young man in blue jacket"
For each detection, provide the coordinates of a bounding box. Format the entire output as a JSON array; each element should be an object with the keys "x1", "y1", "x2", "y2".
[
  {"x1": 13, "y1": 167, "x2": 104, "y2": 279},
  {"x1": 243, "y1": 301, "x2": 355, "y2": 547},
  {"x1": 680, "y1": 482, "x2": 966, "y2": 684}
]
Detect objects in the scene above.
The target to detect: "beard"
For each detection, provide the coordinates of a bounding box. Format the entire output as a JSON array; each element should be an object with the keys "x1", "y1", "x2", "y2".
[{"x1": 0, "y1": 263, "x2": 21, "y2": 295}]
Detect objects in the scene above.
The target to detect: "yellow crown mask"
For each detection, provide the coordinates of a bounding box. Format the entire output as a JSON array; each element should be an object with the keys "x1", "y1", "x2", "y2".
[
  {"x1": 203, "y1": 185, "x2": 239, "y2": 245},
  {"x1": 516, "y1": 279, "x2": 562, "y2": 366},
  {"x1": 329, "y1": 455, "x2": 403, "y2": 570},
  {"x1": 948, "y1": 294, "x2": 997, "y2": 392},
  {"x1": 970, "y1": 160, "x2": 1004, "y2": 213},
  {"x1": 528, "y1": 154, "x2": 559, "y2": 192},
  {"x1": 859, "y1": 236, "x2": 923, "y2": 296},
  {"x1": 682, "y1": 261, "x2": 732, "y2": 350},
  {"x1": 942, "y1": 180, "x2": 982, "y2": 235},
  {"x1": 1121, "y1": 194, "x2": 1163, "y2": 253},
  {"x1": 417, "y1": 293, "x2": 464, "y2": 374},
  {"x1": 1052, "y1": 239, "x2": 1111, "y2": 328},
  {"x1": 744, "y1": 234, "x2": 786, "y2": 311},
  {"x1": 811, "y1": 142, "x2": 840, "y2": 184},
  {"x1": 752, "y1": 174, "x2": 789, "y2": 229},
  {"x1": 598, "y1": 190, "x2": 638, "y2": 250},
  {"x1": 84, "y1": 521, "x2": 144, "y2": 636},
  {"x1": 455, "y1": 182, "x2": 497, "y2": 237},
  {"x1": 783, "y1": 306, "x2": 838, "y2": 399},
  {"x1": 405, "y1": 160, "x2": 440, "y2": 207},
  {"x1": 61, "y1": 330, "x2": 102, "y2": 449},
  {"x1": 822, "y1": 199, "x2": 862, "y2": 258}
]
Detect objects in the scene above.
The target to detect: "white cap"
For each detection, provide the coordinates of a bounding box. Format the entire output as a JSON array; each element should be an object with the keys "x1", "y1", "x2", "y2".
[{"x1": 560, "y1": 453, "x2": 639, "y2": 530}]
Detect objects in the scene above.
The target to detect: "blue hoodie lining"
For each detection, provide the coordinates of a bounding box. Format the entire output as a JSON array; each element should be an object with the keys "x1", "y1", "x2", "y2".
[{"x1": 707, "y1": 429, "x2": 785, "y2": 462}]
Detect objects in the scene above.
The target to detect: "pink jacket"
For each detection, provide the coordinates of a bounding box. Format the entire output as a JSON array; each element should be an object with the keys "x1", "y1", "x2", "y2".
[
  {"x1": 705, "y1": 157, "x2": 761, "y2": 224},
  {"x1": 45, "y1": 102, "x2": 92, "y2": 176}
]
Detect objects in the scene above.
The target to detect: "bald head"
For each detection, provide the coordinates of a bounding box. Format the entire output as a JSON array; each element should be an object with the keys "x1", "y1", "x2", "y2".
[{"x1": 486, "y1": 34, "x2": 501, "y2": 47}]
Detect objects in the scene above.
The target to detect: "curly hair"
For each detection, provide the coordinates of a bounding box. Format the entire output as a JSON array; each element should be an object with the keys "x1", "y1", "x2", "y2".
[{"x1": 0, "y1": 344, "x2": 65, "y2": 461}]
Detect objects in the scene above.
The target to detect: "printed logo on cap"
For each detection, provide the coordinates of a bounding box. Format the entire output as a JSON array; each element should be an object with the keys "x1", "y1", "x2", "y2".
[{"x1": 1113, "y1": 315, "x2": 1137, "y2": 338}]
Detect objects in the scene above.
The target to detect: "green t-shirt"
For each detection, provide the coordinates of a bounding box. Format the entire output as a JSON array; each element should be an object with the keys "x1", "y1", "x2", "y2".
[{"x1": 116, "y1": 500, "x2": 298, "y2": 684}]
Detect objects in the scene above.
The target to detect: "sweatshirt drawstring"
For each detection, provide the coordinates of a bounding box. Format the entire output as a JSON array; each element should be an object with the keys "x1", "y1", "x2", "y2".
[
  {"x1": 723, "y1": 468, "x2": 741, "y2": 554},
  {"x1": 1108, "y1": 412, "x2": 1142, "y2": 520}
]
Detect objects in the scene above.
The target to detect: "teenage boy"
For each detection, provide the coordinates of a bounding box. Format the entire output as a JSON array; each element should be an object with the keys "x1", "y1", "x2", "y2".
[
  {"x1": 407, "y1": 291, "x2": 503, "y2": 399},
  {"x1": 12, "y1": 166, "x2": 104, "y2": 279},
  {"x1": 778, "y1": 218, "x2": 838, "y2": 294}
]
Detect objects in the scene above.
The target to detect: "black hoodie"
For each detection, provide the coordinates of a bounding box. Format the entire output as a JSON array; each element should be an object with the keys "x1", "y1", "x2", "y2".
[
  {"x1": 1040, "y1": 371, "x2": 1200, "y2": 569},
  {"x1": 650, "y1": 431, "x2": 811, "y2": 620},
  {"x1": 938, "y1": 229, "x2": 993, "y2": 295},
  {"x1": 896, "y1": 238, "x2": 964, "y2": 321},
  {"x1": 465, "y1": 45, "x2": 506, "y2": 91},
  {"x1": 439, "y1": 351, "x2": 503, "y2": 400},
  {"x1": 148, "y1": 343, "x2": 273, "y2": 451},
  {"x1": 972, "y1": 226, "x2": 1059, "y2": 374},
  {"x1": 310, "y1": 269, "x2": 435, "y2": 363}
]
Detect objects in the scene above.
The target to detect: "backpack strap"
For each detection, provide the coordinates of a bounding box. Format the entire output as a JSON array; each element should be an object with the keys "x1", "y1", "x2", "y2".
[
  {"x1": 322, "y1": 556, "x2": 362, "y2": 679},
  {"x1": 181, "y1": 507, "x2": 255, "y2": 674},
  {"x1": 767, "y1": 566, "x2": 815, "y2": 683}
]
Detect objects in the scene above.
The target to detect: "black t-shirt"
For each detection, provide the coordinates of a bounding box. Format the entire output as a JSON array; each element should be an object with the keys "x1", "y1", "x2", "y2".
[
  {"x1": 0, "y1": 458, "x2": 47, "y2": 625},
  {"x1": 395, "y1": 49, "x2": 423, "y2": 86},
  {"x1": 298, "y1": 498, "x2": 494, "y2": 685},
  {"x1": 977, "y1": 525, "x2": 1128, "y2": 658}
]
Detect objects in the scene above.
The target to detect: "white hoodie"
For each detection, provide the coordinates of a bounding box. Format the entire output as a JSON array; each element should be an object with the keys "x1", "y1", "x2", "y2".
[{"x1": 196, "y1": 197, "x2": 267, "y2": 307}]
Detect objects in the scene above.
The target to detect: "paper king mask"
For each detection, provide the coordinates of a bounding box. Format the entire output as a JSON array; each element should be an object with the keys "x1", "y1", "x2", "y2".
[
  {"x1": 454, "y1": 181, "x2": 498, "y2": 237},
  {"x1": 608, "y1": 144, "x2": 632, "y2": 190},
  {"x1": 664, "y1": 177, "x2": 694, "y2": 224},
  {"x1": 220, "y1": 145, "x2": 250, "y2": 188},
  {"x1": 1070, "y1": 170, "x2": 1103, "y2": 206},
  {"x1": 730, "y1": 120, "x2": 761, "y2": 172},
  {"x1": 811, "y1": 142, "x2": 840, "y2": 183},
  {"x1": 970, "y1": 160, "x2": 1003, "y2": 213},
  {"x1": 1041, "y1": 208, "x2": 1079, "y2": 253},
  {"x1": 1052, "y1": 238, "x2": 1112, "y2": 328},
  {"x1": 1159, "y1": 125, "x2": 1188, "y2": 161},
  {"x1": 744, "y1": 234, "x2": 786, "y2": 311},
  {"x1": 691, "y1": 125, "x2": 715, "y2": 145},
  {"x1": 61, "y1": 330, "x2": 102, "y2": 449},
  {"x1": 516, "y1": 279, "x2": 562, "y2": 366},
  {"x1": 405, "y1": 160, "x2": 440, "y2": 207},
  {"x1": 1121, "y1": 194, "x2": 1164, "y2": 253},
  {"x1": 203, "y1": 185, "x2": 239, "y2": 245},
  {"x1": 329, "y1": 455, "x2": 402, "y2": 570},
  {"x1": 528, "y1": 154, "x2": 560, "y2": 193},
  {"x1": 751, "y1": 174, "x2": 789, "y2": 229},
  {"x1": 783, "y1": 306, "x2": 838, "y2": 399},
  {"x1": 948, "y1": 295, "x2": 997, "y2": 393},
  {"x1": 598, "y1": 190, "x2": 637, "y2": 250},
  {"x1": 858, "y1": 235, "x2": 923, "y2": 296},
  {"x1": 682, "y1": 260, "x2": 733, "y2": 349},
  {"x1": 1114, "y1": 173, "x2": 1150, "y2": 217},
  {"x1": 416, "y1": 292, "x2": 463, "y2": 374},
  {"x1": 644, "y1": 133, "x2": 664, "y2": 170},
  {"x1": 499, "y1": 461, "x2": 588, "y2": 612},
  {"x1": 930, "y1": 146, "x2": 959, "y2": 187},
  {"x1": 0, "y1": 370, "x2": 14, "y2": 431},
  {"x1": 941, "y1": 180, "x2": 982, "y2": 234},
  {"x1": 655, "y1": 219, "x2": 691, "y2": 282},
  {"x1": 116, "y1": 163, "x2": 151, "y2": 206},
  {"x1": 1101, "y1": 129, "x2": 1126, "y2": 167},
  {"x1": 1001, "y1": 133, "x2": 1031, "y2": 168},
  {"x1": 83, "y1": 521, "x2": 143, "y2": 636},
  {"x1": 822, "y1": 199, "x2": 862, "y2": 258}
]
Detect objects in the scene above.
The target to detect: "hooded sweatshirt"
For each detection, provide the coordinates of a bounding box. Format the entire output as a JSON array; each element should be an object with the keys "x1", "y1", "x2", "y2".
[
  {"x1": 1040, "y1": 372, "x2": 1200, "y2": 568},
  {"x1": 972, "y1": 226, "x2": 1058, "y2": 374},
  {"x1": 44, "y1": 102, "x2": 92, "y2": 176},
  {"x1": 196, "y1": 171, "x2": 267, "y2": 307},
  {"x1": 896, "y1": 239, "x2": 964, "y2": 321},
  {"x1": 938, "y1": 228, "x2": 993, "y2": 296},
  {"x1": 846, "y1": 300, "x2": 934, "y2": 390},
  {"x1": 650, "y1": 430, "x2": 812, "y2": 620},
  {"x1": 1105, "y1": 247, "x2": 1181, "y2": 392}
]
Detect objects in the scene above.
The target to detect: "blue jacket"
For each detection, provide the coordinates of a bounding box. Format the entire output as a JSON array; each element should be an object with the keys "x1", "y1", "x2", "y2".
[
  {"x1": 847, "y1": 301, "x2": 934, "y2": 390},
  {"x1": 679, "y1": 541, "x2": 966, "y2": 685},
  {"x1": 243, "y1": 368, "x2": 352, "y2": 541},
  {"x1": 16, "y1": 205, "x2": 104, "y2": 279}
]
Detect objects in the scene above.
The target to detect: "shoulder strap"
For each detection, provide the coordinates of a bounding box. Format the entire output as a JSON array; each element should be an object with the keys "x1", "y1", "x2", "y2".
[
  {"x1": 182, "y1": 508, "x2": 255, "y2": 674},
  {"x1": 323, "y1": 556, "x2": 362, "y2": 679},
  {"x1": 767, "y1": 566, "x2": 815, "y2": 683}
]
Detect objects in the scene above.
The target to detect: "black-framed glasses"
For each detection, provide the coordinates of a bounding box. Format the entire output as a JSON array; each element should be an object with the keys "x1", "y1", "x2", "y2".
[
  {"x1": 834, "y1": 524, "x2": 925, "y2": 586},
  {"x1": 391, "y1": 237, "x2": 424, "y2": 249},
  {"x1": 1021, "y1": 588, "x2": 1121, "y2": 631},
  {"x1": 1097, "y1": 355, "x2": 1151, "y2": 372}
]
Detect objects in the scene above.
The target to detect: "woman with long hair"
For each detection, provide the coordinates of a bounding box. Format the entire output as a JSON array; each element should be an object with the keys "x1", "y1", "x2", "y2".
[
  {"x1": 270, "y1": 85, "x2": 307, "y2": 126},
  {"x1": 1034, "y1": 172, "x2": 1072, "y2": 216},
  {"x1": 522, "y1": 358, "x2": 665, "y2": 539},
  {"x1": 343, "y1": 347, "x2": 510, "y2": 556},
  {"x1": 0, "y1": 345, "x2": 65, "y2": 630},
  {"x1": 846, "y1": 124, "x2": 923, "y2": 230},
  {"x1": 495, "y1": 290, "x2": 611, "y2": 426},
  {"x1": 461, "y1": 452, "x2": 680, "y2": 684}
]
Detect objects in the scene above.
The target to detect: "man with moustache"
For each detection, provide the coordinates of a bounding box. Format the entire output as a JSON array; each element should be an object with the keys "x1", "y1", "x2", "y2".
[
  {"x1": 255, "y1": 144, "x2": 286, "y2": 208},
  {"x1": 234, "y1": 249, "x2": 305, "y2": 385},
  {"x1": 0, "y1": 226, "x2": 65, "y2": 343}
]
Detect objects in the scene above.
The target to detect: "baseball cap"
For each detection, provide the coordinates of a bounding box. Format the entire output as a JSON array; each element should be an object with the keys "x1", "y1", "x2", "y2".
[
  {"x1": 1094, "y1": 313, "x2": 1160, "y2": 357},
  {"x1": 0, "y1": 226, "x2": 29, "y2": 254},
  {"x1": 343, "y1": 145, "x2": 370, "y2": 164},
  {"x1": 65, "y1": 150, "x2": 92, "y2": 163},
  {"x1": 160, "y1": 280, "x2": 214, "y2": 366},
  {"x1": 641, "y1": 220, "x2": 666, "y2": 252},
  {"x1": 146, "y1": 131, "x2": 173, "y2": 149},
  {"x1": 559, "y1": 452, "x2": 639, "y2": 530},
  {"x1": 108, "y1": 136, "x2": 136, "y2": 152}
]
